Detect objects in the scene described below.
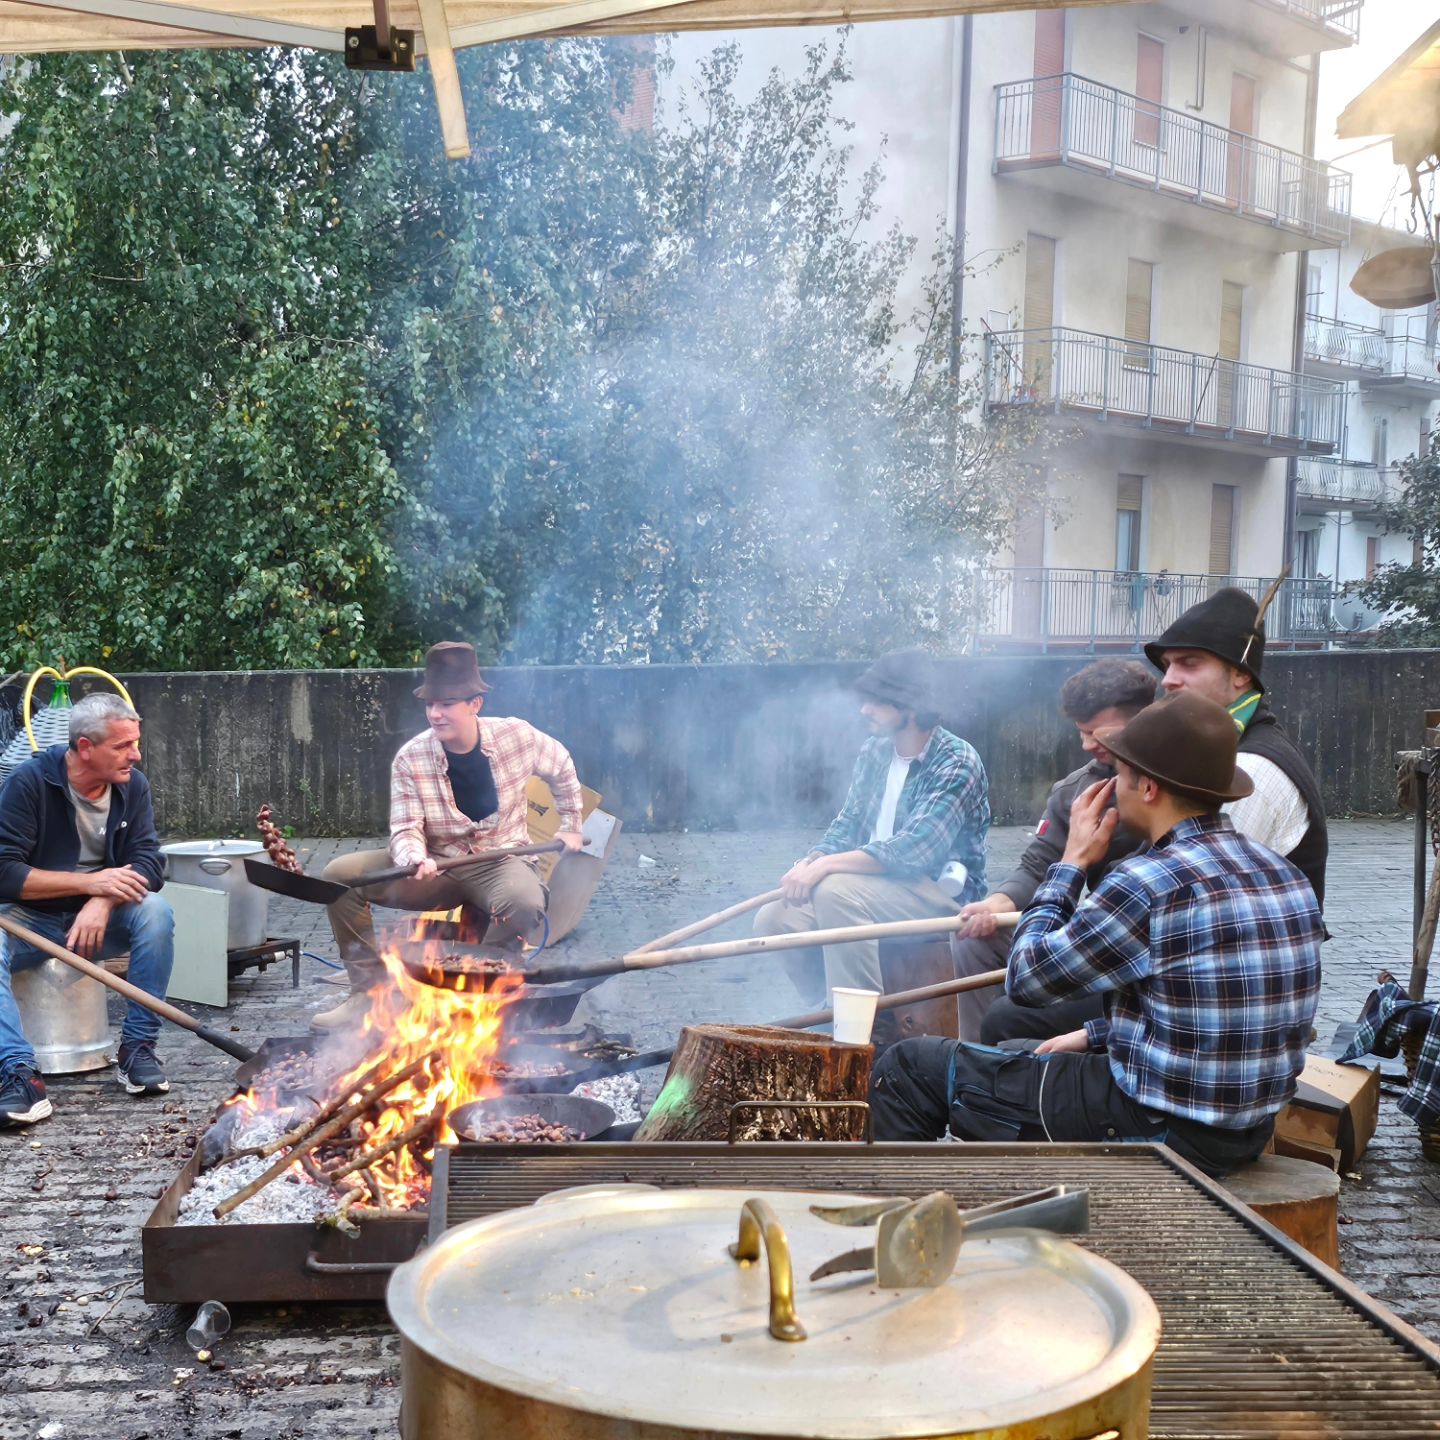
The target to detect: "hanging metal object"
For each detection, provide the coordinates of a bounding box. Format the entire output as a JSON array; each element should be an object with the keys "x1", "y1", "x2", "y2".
[{"x1": 1350, "y1": 246, "x2": 1438, "y2": 310}]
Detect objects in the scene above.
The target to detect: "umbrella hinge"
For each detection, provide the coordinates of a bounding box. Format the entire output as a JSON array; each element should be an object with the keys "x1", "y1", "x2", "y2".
[{"x1": 344, "y1": 26, "x2": 417, "y2": 72}]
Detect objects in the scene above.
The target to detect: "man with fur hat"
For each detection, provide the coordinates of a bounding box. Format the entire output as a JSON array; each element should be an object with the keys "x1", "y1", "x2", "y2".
[
  {"x1": 752, "y1": 648, "x2": 990, "y2": 1016},
  {"x1": 868, "y1": 693, "x2": 1323, "y2": 1177},
  {"x1": 313, "y1": 642, "x2": 584, "y2": 1030},
  {"x1": 1145, "y1": 585, "x2": 1327, "y2": 906}
]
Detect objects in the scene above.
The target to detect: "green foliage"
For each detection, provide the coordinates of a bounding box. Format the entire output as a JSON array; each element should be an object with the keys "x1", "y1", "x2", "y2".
[
  {"x1": 1352, "y1": 439, "x2": 1437, "y2": 644},
  {"x1": 0, "y1": 36, "x2": 1054, "y2": 672}
]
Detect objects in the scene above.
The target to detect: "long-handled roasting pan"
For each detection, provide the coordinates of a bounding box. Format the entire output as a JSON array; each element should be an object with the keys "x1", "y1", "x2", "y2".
[{"x1": 245, "y1": 839, "x2": 580, "y2": 907}]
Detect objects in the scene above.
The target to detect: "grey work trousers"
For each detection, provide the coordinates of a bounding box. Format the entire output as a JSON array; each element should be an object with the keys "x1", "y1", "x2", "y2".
[
  {"x1": 753, "y1": 872, "x2": 959, "y2": 1008},
  {"x1": 323, "y1": 848, "x2": 546, "y2": 982}
]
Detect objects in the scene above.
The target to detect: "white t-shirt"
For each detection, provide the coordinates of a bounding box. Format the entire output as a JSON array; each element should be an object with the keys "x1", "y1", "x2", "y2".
[
  {"x1": 870, "y1": 754, "x2": 914, "y2": 844},
  {"x1": 1224, "y1": 754, "x2": 1309, "y2": 857}
]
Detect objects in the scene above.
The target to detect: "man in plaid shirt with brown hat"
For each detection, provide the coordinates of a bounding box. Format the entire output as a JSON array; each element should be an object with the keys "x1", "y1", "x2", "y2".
[{"x1": 314, "y1": 642, "x2": 584, "y2": 1030}]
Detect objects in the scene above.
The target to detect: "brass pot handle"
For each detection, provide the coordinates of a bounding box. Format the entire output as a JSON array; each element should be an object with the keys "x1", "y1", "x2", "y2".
[{"x1": 728, "y1": 1197, "x2": 807, "y2": 1342}]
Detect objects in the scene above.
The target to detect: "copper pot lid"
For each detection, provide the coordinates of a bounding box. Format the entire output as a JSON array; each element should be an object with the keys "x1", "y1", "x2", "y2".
[{"x1": 387, "y1": 1185, "x2": 1161, "y2": 1438}]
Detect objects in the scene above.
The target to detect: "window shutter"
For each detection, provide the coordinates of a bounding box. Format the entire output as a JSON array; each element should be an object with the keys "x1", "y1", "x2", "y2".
[
  {"x1": 1023, "y1": 235, "x2": 1057, "y2": 389},
  {"x1": 1034, "y1": 10, "x2": 1065, "y2": 76},
  {"x1": 1209, "y1": 485, "x2": 1236, "y2": 577},
  {"x1": 1220, "y1": 282, "x2": 1244, "y2": 361},
  {"x1": 1030, "y1": 11, "x2": 1066, "y2": 156},
  {"x1": 1124, "y1": 259, "x2": 1153, "y2": 364},
  {"x1": 1117, "y1": 474, "x2": 1144, "y2": 511},
  {"x1": 1135, "y1": 35, "x2": 1163, "y2": 146},
  {"x1": 1366, "y1": 536, "x2": 1380, "y2": 581}
]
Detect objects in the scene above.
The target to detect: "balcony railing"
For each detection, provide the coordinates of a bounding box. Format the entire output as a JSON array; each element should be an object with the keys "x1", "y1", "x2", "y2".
[
  {"x1": 1272, "y1": 0, "x2": 1362, "y2": 42},
  {"x1": 1296, "y1": 458, "x2": 1394, "y2": 507},
  {"x1": 1303, "y1": 314, "x2": 1386, "y2": 371},
  {"x1": 1376, "y1": 330, "x2": 1440, "y2": 389},
  {"x1": 994, "y1": 74, "x2": 1352, "y2": 246},
  {"x1": 985, "y1": 327, "x2": 1346, "y2": 454},
  {"x1": 972, "y1": 568, "x2": 1345, "y2": 652}
]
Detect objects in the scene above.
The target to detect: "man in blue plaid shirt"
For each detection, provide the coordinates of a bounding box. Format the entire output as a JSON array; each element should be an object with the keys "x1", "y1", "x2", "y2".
[
  {"x1": 753, "y1": 649, "x2": 990, "y2": 1015},
  {"x1": 870, "y1": 692, "x2": 1322, "y2": 1177}
]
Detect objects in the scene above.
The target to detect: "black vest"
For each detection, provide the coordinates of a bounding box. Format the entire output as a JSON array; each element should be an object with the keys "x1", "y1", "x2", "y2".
[{"x1": 1238, "y1": 708, "x2": 1328, "y2": 909}]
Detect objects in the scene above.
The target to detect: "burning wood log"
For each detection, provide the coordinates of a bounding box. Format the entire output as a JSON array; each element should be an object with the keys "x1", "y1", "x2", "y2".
[
  {"x1": 324, "y1": 1113, "x2": 442, "y2": 1183},
  {"x1": 212, "y1": 1054, "x2": 434, "y2": 1219},
  {"x1": 252, "y1": 1050, "x2": 408, "y2": 1159},
  {"x1": 634, "y1": 1024, "x2": 874, "y2": 1143}
]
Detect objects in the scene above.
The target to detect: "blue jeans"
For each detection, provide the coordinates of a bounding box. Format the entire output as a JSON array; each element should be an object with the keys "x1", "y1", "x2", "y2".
[{"x1": 0, "y1": 894, "x2": 176, "y2": 1073}]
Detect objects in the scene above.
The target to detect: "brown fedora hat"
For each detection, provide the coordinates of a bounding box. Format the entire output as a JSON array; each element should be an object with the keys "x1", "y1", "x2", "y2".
[
  {"x1": 414, "y1": 642, "x2": 491, "y2": 701},
  {"x1": 1097, "y1": 692, "x2": 1253, "y2": 805}
]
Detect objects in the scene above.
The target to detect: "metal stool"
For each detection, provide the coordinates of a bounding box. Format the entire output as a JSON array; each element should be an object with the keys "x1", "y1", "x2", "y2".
[{"x1": 11, "y1": 957, "x2": 112, "y2": 1075}]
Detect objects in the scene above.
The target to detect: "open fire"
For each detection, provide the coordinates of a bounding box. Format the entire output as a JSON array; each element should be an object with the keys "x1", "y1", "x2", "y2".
[{"x1": 211, "y1": 922, "x2": 524, "y2": 1217}]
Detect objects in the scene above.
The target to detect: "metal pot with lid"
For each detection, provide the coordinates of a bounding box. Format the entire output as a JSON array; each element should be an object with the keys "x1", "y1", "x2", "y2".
[
  {"x1": 161, "y1": 840, "x2": 269, "y2": 950},
  {"x1": 387, "y1": 1184, "x2": 1161, "y2": 1439}
]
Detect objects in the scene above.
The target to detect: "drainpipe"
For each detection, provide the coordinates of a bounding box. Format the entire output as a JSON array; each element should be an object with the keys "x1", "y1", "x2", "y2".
[
  {"x1": 949, "y1": 14, "x2": 974, "y2": 380},
  {"x1": 1285, "y1": 51, "x2": 1322, "y2": 605}
]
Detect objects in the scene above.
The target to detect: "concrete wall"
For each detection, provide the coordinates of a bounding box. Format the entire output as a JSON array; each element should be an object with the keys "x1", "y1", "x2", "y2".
[{"x1": 48, "y1": 651, "x2": 1435, "y2": 839}]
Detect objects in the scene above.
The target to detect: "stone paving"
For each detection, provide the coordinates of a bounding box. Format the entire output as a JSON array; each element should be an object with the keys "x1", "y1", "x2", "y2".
[{"x1": 1, "y1": 820, "x2": 1437, "y2": 1439}]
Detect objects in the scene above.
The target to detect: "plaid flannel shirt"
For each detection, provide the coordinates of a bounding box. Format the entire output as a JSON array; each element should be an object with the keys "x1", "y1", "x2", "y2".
[
  {"x1": 1341, "y1": 978, "x2": 1440, "y2": 1129},
  {"x1": 1007, "y1": 814, "x2": 1322, "y2": 1130},
  {"x1": 389, "y1": 719, "x2": 583, "y2": 868},
  {"x1": 813, "y1": 727, "x2": 989, "y2": 902}
]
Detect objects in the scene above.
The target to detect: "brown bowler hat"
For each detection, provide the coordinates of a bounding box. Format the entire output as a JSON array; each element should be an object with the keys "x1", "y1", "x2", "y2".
[
  {"x1": 1097, "y1": 692, "x2": 1253, "y2": 805},
  {"x1": 414, "y1": 642, "x2": 491, "y2": 701}
]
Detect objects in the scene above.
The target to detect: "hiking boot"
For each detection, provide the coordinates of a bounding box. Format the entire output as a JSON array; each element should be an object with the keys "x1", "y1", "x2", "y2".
[
  {"x1": 311, "y1": 991, "x2": 374, "y2": 1032},
  {"x1": 116, "y1": 1041, "x2": 170, "y2": 1096},
  {"x1": 0, "y1": 1064, "x2": 51, "y2": 1126}
]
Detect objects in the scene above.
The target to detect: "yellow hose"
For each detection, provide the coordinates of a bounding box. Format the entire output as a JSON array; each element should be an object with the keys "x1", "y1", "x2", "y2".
[{"x1": 22, "y1": 664, "x2": 135, "y2": 752}]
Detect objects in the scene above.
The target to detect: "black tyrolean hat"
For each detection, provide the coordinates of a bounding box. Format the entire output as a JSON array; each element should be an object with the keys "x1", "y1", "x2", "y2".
[
  {"x1": 1097, "y1": 692, "x2": 1254, "y2": 805},
  {"x1": 1143, "y1": 587, "x2": 1267, "y2": 692},
  {"x1": 414, "y1": 642, "x2": 492, "y2": 701}
]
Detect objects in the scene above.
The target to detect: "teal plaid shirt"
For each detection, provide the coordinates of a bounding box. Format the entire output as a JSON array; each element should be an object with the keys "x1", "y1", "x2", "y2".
[{"x1": 813, "y1": 728, "x2": 989, "y2": 901}]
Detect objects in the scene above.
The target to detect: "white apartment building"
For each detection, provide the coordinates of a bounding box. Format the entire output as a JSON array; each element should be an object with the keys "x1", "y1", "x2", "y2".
[
  {"x1": 665, "y1": 1, "x2": 1364, "y2": 651},
  {"x1": 1297, "y1": 219, "x2": 1438, "y2": 633}
]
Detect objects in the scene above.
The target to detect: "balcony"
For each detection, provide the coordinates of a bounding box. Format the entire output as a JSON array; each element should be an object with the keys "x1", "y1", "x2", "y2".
[
  {"x1": 1361, "y1": 326, "x2": 1440, "y2": 397},
  {"x1": 985, "y1": 327, "x2": 1346, "y2": 457},
  {"x1": 1296, "y1": 458, "x2": 1395, "y2": 510},
  {"x1": 1204, "y1": 0, "x2": 1361, "y2": 58},
  {"x1": 994, "y1": 74, "x2": 1352, "y2": 250},
  {"x1": 971, "y1": 568, "x2": 1347, "y2": 653},
  {"x1": 1303, "y1": 314, "x2": 1386, "y2": 374}
]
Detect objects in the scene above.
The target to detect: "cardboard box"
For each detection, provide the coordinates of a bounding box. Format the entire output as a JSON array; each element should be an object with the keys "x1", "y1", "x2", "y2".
[
  {"x1": 526, "y1": 777, "x2": 621, "y2": 944},
  {"x1": 1275, "y1": 1054, "x2": 1380, "y2": 1172}
]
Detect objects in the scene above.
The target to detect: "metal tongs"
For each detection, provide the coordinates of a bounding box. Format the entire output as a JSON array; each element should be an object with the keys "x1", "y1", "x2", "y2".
[{"x1": 807, "y1": 1184, "x2": 1091, "y2": 1288}]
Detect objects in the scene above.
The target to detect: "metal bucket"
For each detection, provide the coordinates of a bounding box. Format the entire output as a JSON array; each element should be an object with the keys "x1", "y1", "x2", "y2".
[
  {"x1": 11, "y1": 957, "x2": 112, "y2": 1074},
  {"x1": 161, "y1": 841, "x2": 269, "y2": 949}
]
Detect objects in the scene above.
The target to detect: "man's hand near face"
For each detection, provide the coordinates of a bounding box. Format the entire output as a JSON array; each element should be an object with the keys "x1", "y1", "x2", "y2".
[{"x1": 1061, "y1": 778, "x2": 1119, "y2": 872}]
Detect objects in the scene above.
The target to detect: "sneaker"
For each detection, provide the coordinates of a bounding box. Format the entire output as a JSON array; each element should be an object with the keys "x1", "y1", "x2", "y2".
[
  {"x1": 311, "y1": 991, "x2": 373, "y2": 1032},
  {"x1": 116, "y1": 1041, "x2": 170, "y2": 1096},
  {"x1": 0, "y1": 1064, "x2": 52, "y2": 1126}
]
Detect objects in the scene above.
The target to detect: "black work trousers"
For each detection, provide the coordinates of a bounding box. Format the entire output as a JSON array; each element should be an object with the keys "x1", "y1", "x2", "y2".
[{"x1": 868, "y1": 1036, "x2": 1272, "y2": 1179}]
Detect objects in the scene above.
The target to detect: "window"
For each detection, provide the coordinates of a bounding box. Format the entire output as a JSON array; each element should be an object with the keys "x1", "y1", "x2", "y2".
[
  {"x1": 1124, "y1": 259, "x2": 1154, "y2": 367},
  {"x1": 1295, "y1": 528, "x2": 1319, "y2": 580},
  {"x1": 1366, "y1": 536, "x2": 1380, "y2": 581},
  {"x1": 1135, "y1": 35, "x2": 1164, "y2": 147},
  {"x1": 1306, "y1": 264, "x2": 1323, "y2": 312},
  {"x1": 1209, "y1": 484, "x2": 1236, "y2": 577},
  {"x1": 1372, "y1": 416, "x2": 1389, "y2": 470},
  {"x1": 1115, "y1": 474, "x2": 1143, "y2": 573},
  {"x1": 1023, "y1": 234, "x2": 1058, "y2": 391},
  {"x1": 1030, "y1": 11, "x2": 1066, "y2": 156}
]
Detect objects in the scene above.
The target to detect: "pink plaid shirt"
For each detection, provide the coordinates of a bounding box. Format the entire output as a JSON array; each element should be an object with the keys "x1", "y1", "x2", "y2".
[{"x1": 389, "y1": 718, "x2": 583, "y2": 867}]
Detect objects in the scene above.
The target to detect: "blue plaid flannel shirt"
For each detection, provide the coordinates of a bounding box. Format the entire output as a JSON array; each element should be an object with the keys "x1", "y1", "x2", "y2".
[
  {"x1": 812, "y1": 727, "x2": 989, "y2": 903},
  {"x1": 1007, "y1": 813, "x2": 1322, "y2": 1130}
]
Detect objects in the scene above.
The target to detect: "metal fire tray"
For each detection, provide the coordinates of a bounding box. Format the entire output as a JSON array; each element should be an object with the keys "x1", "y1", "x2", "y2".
[
  {"x1": 429, "y1": 1141, "x2": 1440, "y2": 1439},
  {"x1": 142, "y1": 1147, "x2": 428, "y2": 1304}
]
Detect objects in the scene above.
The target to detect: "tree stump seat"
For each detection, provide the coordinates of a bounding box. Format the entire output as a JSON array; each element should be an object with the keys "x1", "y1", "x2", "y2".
[
  {"x1": 878, "y1": 936, "x2": 959, "y2": 1040},
  {"x1": 1224, "y1": 1153, "x2": 1341, "y2": 1270}
]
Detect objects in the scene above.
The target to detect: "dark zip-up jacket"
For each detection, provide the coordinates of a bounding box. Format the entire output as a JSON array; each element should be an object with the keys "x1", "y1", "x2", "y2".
[{"x1": 0, "y1": 744, "x2": 165, "y2": 915}]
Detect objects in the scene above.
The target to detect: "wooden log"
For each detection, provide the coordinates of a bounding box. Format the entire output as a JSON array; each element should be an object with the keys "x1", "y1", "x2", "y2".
[
  {"x1": 634, "y1": 1024, "x2": 873, "y2": 1143},
  {"x1": 1225, "y1": 1154, "x2": 1341, "y2": 1270}
]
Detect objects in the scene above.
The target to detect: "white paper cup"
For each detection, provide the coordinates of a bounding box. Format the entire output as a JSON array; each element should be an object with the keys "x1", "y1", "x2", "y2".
[{"x1": 831, "y1": 987, "x2": 881, "y2": 1046}]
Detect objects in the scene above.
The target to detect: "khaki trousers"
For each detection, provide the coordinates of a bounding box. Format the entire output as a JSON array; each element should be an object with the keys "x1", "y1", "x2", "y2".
[
  {"x1": 753, "y1": 873, "x2": 959, "y2": 1009},
  {"x1": 323, "y1": 849, "x2": 547, "y2": 985}
]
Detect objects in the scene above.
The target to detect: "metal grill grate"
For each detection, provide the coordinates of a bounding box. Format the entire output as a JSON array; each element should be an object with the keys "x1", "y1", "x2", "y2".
[{"x1": 436, "y1": 1142, "x2": 1440, "y2": 1439}]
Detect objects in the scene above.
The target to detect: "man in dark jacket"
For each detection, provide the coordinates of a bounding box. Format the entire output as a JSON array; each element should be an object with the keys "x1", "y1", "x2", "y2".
[
  {"x1": 951, "y1": 658, "x2": 1156, "y2": 1041},
  {"x1": 0, "y1": 694, "x2": 174, "y2": 1126}
]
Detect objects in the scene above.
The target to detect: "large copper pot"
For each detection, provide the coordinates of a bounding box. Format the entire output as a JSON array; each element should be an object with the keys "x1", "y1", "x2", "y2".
[{"x1": 388, "y1": 1185, "x2": 1161, "y2": 1439}]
